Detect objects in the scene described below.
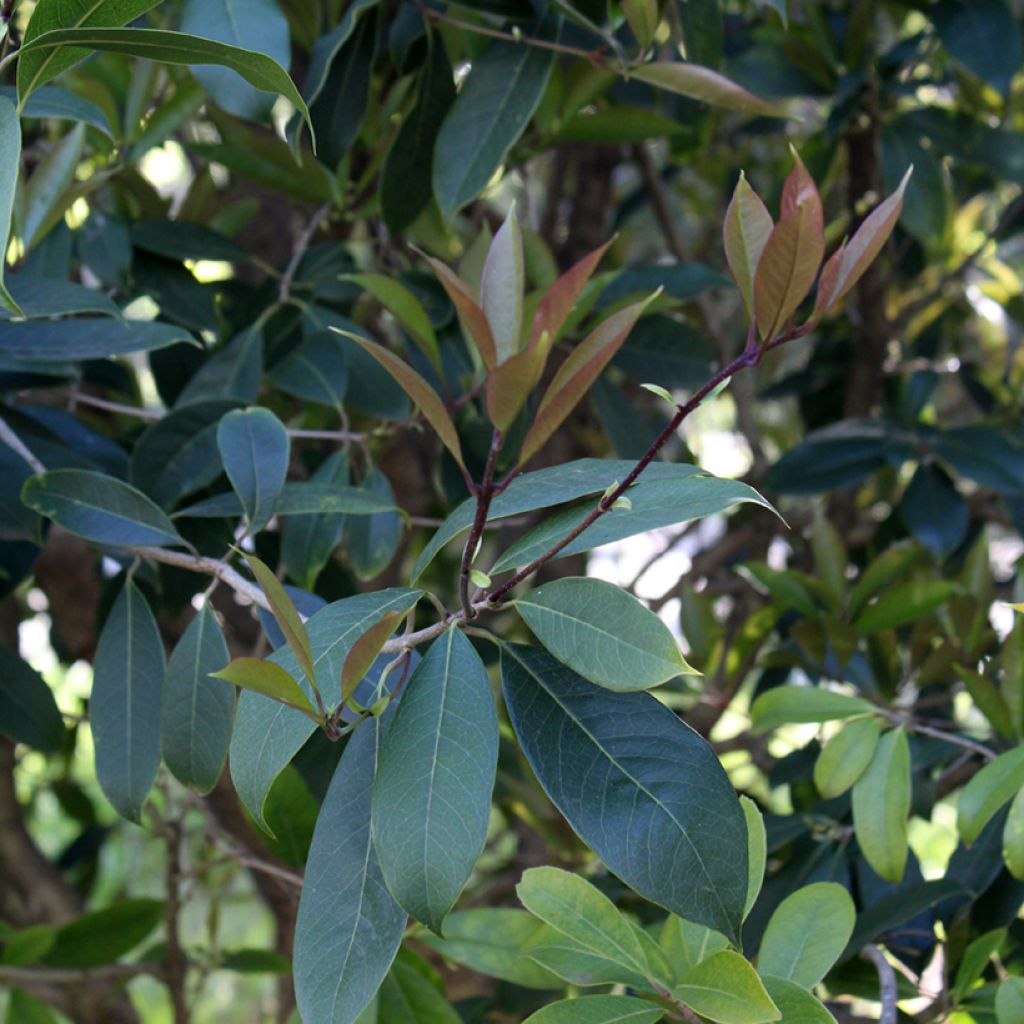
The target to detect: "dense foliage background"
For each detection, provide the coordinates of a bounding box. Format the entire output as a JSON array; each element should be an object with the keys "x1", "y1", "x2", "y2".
[{"x1": 1, "y1": 0, "x2": 1024, "y2": 1022}]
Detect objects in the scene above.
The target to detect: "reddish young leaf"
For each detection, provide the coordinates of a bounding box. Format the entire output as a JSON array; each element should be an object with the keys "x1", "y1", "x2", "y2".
[
  {"x1": 340, "y1": 611, "x2": 404, "y2": 704},
  {"x1": 423, "y1": 254, "x2": 498, "y2": 369},
  {"x1": 485, "y1": 344, "x2": 547, "y2": 431},
  {"x1": 480, "y1": 207, "x2": 524, "y2": 364},
  {"x1": 630, "y1": 62, "x2": 785, "y2": 116},
  {"x1": 338, "y1": 330, "x2": 466, "y2": 469},
  {"x1": 753, "y1": 157, "x2": 824, "y2": 340},
  {"x1": 517, "y1": 293, "x2": 657, "y2": 466},
  {"x1": 528, "y1": 238, "x2": 613, "y2": 350},
  {"x1": 346, "y1": 273, "x2": 441, "y2": 373},
  {"x1": 244, "y1": 552, "x2": 316, "y2": 688},
  {"x1": 723, "y1": 172, "x2": 773, "y2": 317},
  {"x1": 213, "y1": 658, "x2": 320, "y2": 721},
  {"x1": 815, "y1": 166, "x2": 912, "y2": 318}
]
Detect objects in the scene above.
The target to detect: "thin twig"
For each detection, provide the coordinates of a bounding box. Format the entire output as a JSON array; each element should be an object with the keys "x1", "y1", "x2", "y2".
[
  {"x1": 0, "y1": 413, "x2": 45, "y2": 473},
  {"x1": 126, "y1": 547, "x2": 271, "y2": 612},
  {"x1": 66, "y1": 391, "x2": 164, "y2": 420},
  {"x1": 861, "y1": 945, "x2": 898, "y2": 1024},
  {"x1": 459, "y1": 428, "x2": 501, "y2": 619},
  {"x1": 279, "y1": 203, "x2": 331, "y2": 304},
  {"x1": 164, "y1": 820, "x2": 190, "y2": 1024},
  {"x1": 907, "y1": 721, "x2": 997, "y2": 762},
  {"x1": 0, "y1": 963, "x2": 162, "y2": 985}
]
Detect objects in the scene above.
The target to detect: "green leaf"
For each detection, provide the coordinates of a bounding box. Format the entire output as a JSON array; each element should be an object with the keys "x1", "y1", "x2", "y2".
[
  {"x1": 269, "y1": 332, "x2": 348, "y2": 409},
  {"x1": 491, "y1": 466, "x2": 773, "y2": 572},
  {"x1": 996, "y1": 977, "x2": 1024, "y2": 1024},
  {"x1": 659, "y1": 916, "x2": 730, "y2": 977},
  {"x1": 344, "y1": 467, "x2": 403, "y2": 580},
  {"x1": 523, "y1": 996, "x2": 665, "y2": 1024},
  {"x1": 213, "y1": 658, "x2": 319, "y2": 720},
  {"x1": 749, "y1": 686, "x2": 875, "y2": 734},
  {"x1": 230, "y1": 588, "x2": 422, "y2": 829},
  {"x1": 372, "y1": 628, "x2": 498, "y2": 932},
  {"x1": 0, "y1": 99, "x2": 23, "y2": 315},
  {"x1": 958, "y1": 748, "x2": 1024, "y2": 846},
  {"x1": 517, "y1": 867, "x2": 661, "y2": 986},
  {"x1": 433, "y1": 13, "x2": 558, "y2": 218},
  {"x1": 515, "y1": 576, "x2": 693, "y2": 690},
  {"x1": 422, "y1": 252, "x2": 498, "y2": 370},
  {"x1": 7, "y1": 990, "x2": 60, "y2": 1024},
  {"x1": 347, "y1": 274, "x2": 441, "y2": 372},
  {"x1": 672, "y1": 951, "x2": 780, "y2": 1024},
  {"x1": 952, "y1": 928, "x2": 1005, "y2": 1003},
  {"x1": 723, "y1": 172, "x2": 773, "y2": 317},
  {"x1": 629, "y1": 62, "x2": 784, "y2": 116},
  {"x1": 17, "y1": 28, "x2": 313, "y2": 138},
  {"x1": 0, "y1": 646, "x2": 64, "y2": 753},
  {"x1": 0, "y1": 275, "x2": 123, "y2": 320},
  {"x1": 757, "y1": 883, "x2": 855, "y2": 988},
  {"x1": 43, "y1": 899, "x2": 163, "y2": 968},
  {"x1": 378, "y1": 957, "x2": 462, "y2": 1023},
  {"x1": 0, "y1": 925, "x2": 56, "y2": 966},
  {"x1": 381, "y1": 35, "x2": 456, "y2": 232},
  {"x1": 502, "y1": 643, "x2": 748, "y2": 942},
  {"x1": 678, "y1": 0, "x2": 723, "y2": 66},
  {"x1": 301, "y1": 0, "x2": 380, "y2": 106},
  {"x1": 218, "y1": 949, "x2": 292, "y2": 974},
  {"x1": 1002, "y1": 784, "x2": 1024, "y2": 880},
  {"x1": 523, "y1": 927, "x2": 655, "y2": 990},
  {"x1": 20, "y1": 122, "x2": 83, "y2": 250},
  {"x1": 741, "y1": 796, "x2": 766, "y2": 919},
  {"x1": 91, "y1": 580, "x2": 165, "y2": 822},
  {"x1": 22, "y1": 468, "x2": 184, "y2": 548},
  {"x1": 261, "y1": 764, "x2": 318, "y2": 867},
  {"x1": 244, "y1": 552, "x2": 315, "y2": 687},
  {"x1": 161, "y1": 605, "x2": 234, "y2": 795},
  {"x1": 931, "y1": 0, "x2": 1021, "y2": 94},
  {"x1": 813, "y1": 717, "x2": 882, "y2": 798},
  {"x1": 15, "y1": 0, "x2": 161, "y2": 104},
  {"x1": 759, "y1": 977, "x2": 835, "y2": 1024},
  {"x1": 180, "y1": 0, "x2": 291, "y2": 120},
  {"x1": 176, "y1": 481, "x2": 395, "y2": 519},
  {"x1": 281, "y1": 451, "x2": 349, "y2": 589},
  {"x1": 418, "y1": 908, "x2": 565, "y2": 989},
  {"x1": 294, "y1": 714, "x2": 406, "y2": 1024},
  {"x1": 851, "y1": 728, "x2": 911, "y2": 882},
  {"x1": 131, "y1": 218, "x2": 250, "y2": 263},
  {"x1": 481, "y1": 207, "x2": 525, "y2": 365},
  {"x1": 341, "y1": 611, "x2": 404, "y2": 704},
  {"x1": 853, "y1": 579, "x2": 956, "y2": 633},
  {"x1": 0, "y1": 318, "x2": 195, "y2": 362},
  {"x1": 217, "y1": 407, "x2": 289, "y2": 534}
]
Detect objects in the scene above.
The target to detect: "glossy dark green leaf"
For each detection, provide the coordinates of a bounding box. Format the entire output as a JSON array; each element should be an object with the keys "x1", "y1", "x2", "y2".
[
  {"x1": 598, "y1": 264, "x2": 729, "y2": 308},
  {"x1": 0, "y1": 319, "x2": 195, "y2": 362},
  {"x1": 900, "y1": 463, "x2": 967, "y2": 558},
  {"x1": 180, "y1": 0, "x2": 292, "y2": 120},
  {"x1": 345, "y1": 468, "x2": 403, "y2": 580},
  {"x1": 17, "y1": 28, "x2": 313, "y2": 134},
  {"x1": 269, "y1": 332, "x2": 348, "y2": 408},
  {"x1": 4, "y1": 84, "x2": 115, "y2": 138},
  {"x1": 678, "y1": 0, "x2": 724, "y2": 67},
  {"x1": 91, "y1": 579, "x2": 165, "y2": 822},
  {"x1": 0, "y1": 98, "x2": 22, "y2": 315},
  {"x1": 160, "y1": 605, "x2": 234, "y2": 794},
  {"x1": 378, "y1": 957, "x2": 462, "y2": 1023},
  {"x1": 372, "y1": 628, "x2": 497, "y2": 932},
  {"x1": 0, "y1": 646, "x2": 65, "y2": 752},
  {"x1": 491, "y1": 468, "x2": 772, "y2": 573},
  {"x1": 516, "y1": 576, "x2": 693, "y2": 690},
  {"x1": 131, "y1": 219, "x2": 250, "y2": 263},
  {"x1": 216, "y1": 407, "x2": 289, "y2": 534},
  {"x1": 130, "y1": 400, "x2": 239, "y2": 508},
  {"x1": 931, "y1": 426, "x2": 1024, "y2": 494},
  {"x1": 23, "y1": 469, "x2": 184, "y2": 548},
  {"x1": 433, "y1": 13, "x2": 558, "y2": 218},
  {"x1": 230, "y1": 588, "x2": 422, "y2": 829},
  {"x1": 381, "y1": 35, "x2": 456, "y2": 231},
  {"x1": 523, "y1": 995, "x2": 665, "y2": 1024},
  {"x1": 310, "y1": 9, "x2": 377, "y2": 167},
  {"x1": 302, "y1": 0, "x2": 380, "y2": 105},
  {"x1": 15, "y1": 0, "x2": 162, "y2": 103},
  {"x1": 502, "y1": 643, "x2": 748, "y2": 942},
  {"x1": 611, "y1": 314, "x2": 715, "y2": 389},
  {"x1": 932, "y1": 0, "x2": 1021, "y2": 94},
  {"x1": 175, "y1": 482, "x2": 395, "y2": 519},
  {"x1": 281, "y1": 452, "x2": 349, "y2": 589},
  {"x1": 294, "y1": 713, "x2": 406, "y2": 1024},
  {"x1": 43, "y1": 899, "x2": 163, "y2": 967},
  {"x1": 0, "y1": 275, "x2": 123, "y2": 320}
]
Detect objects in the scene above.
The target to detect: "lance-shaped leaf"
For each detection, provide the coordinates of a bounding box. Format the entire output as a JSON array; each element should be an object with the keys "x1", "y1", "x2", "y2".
[
  {"x1": 814, "y1": 166, "x2": 912, "y2": 318},
  {"x1": 422, "y1": 254, "x2": 498, "y2": 368},
  {"x1": 486, "y1": 345, "x2": 548, "y2": 431},
  {"x1": 750, "y1": 685, "x2": 874, "y2": 734},
  {"x1": 91, "y1": 579, "x2": 165, "y2": 822},
  {"x1": 480, "y1": 207, "x2": 525, "y2": 365},
  {"x1": 243, "y1": 552, "x2": 315, "y2": 689},
  {"x1": 161, "y1": 605, "x2": 234, "y2": 795},
  {"x1": 958, "y1": 748, "x2": 1024, "y2": 846},
  {"x1": 0, "y1": 319, "x2": 196, "y2": 361},
  {"x1": 294, "y1": 712, "x2": 406, "y2": 1024},
  {"x1": 814, "y1": 717, "x2": 881, "y2": 798},
  {"x1": 1003, "y1": 785, "x2": 1024, "y2": 881},
  {"x1": 753, "y1": 157, "x2": 824, "y2": 340},
  {"x1": 23, "y1": 469, "x2": 184, "y2": 548},
  {"x1": 0, "y1": 646, "x2": 64, "y2": 753},
  {"x1": 741, "y1": 796, "x2": 766, "y2": 919},
  {"x1": 502, "y1": 644, "x2": 748, "y2": 941},
  {"x1": 217, "y1": 407, "x2": 289, "y2": 535},
  {"x1": 851, "y1": 728, "x2": 910, "y2": 882},
  {"x1": 629, "y1": 62, "x2": 784, "y2": 116},
  {"x1": 213, "y1": 658, "x2": 320, "y2": 721},
  {"x1": 16, "y1": 28, "x2": 313, "y2": 137},
  {"x1": 672, "y1": 951, "x2": 780, "y2": 1024},
  {"x1": 0, "y1": 99, "x2": 21, "y2": 315},
  {"x1": 371, "y1": 628, "x2": 498, "y2": 932},
  {"x1": 530, "y1": 239, "x2": 613, "y2": 349},
  {"x1": 346, "y1": 273, "x2": 441, "y2": 373},
  {"x1": 341, "y1": 611, "x2": 404, "y2": 705},
  {"x1": 758, "y1": 882, "x2": 855, "y2": 988},
  {"x1": 518, "y1": 294, "x2": 656, "y2": 466},
  {"x1": 723, "y1": 172, "x2": 773, "y2": 317},
  {"x1": 341, "y1": 330, "x2": 465, "y2": 469}
]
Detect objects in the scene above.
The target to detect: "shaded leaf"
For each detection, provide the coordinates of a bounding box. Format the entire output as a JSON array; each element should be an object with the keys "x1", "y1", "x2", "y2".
[
  {"x1": 629, "y1": 61, "x2": 784, "y2": 116},
  {"x1": 932, "y1": 0, "x2": 1021, "y2": 94},
  {"x1": 281, "y1": 451, "x2": 350, "y2": 589},
  {"x1": 0, "y1": 318, "x2": 195, "y2": 362},
  {"x1": 0, "y1": 99, "x2": 22, "y2": 315},
  {"x1": 0, "y1": 646, "x2": 64, "y2": 753},
  {"x1": 43, "y1": 900, "x2": 163, "y2": 968},
  {"x1": 523, "y1": 995, "x2": 664, "y2": 1024},
  {"x1": 854, "y1": 579, "x2": 955, "y2": 633},
  {"x1": 348, "y1": 273, "x2": 441, "y2": 372},
  {"x1": 217, "y1": 407, "x2": 289, "y2": 534}
]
